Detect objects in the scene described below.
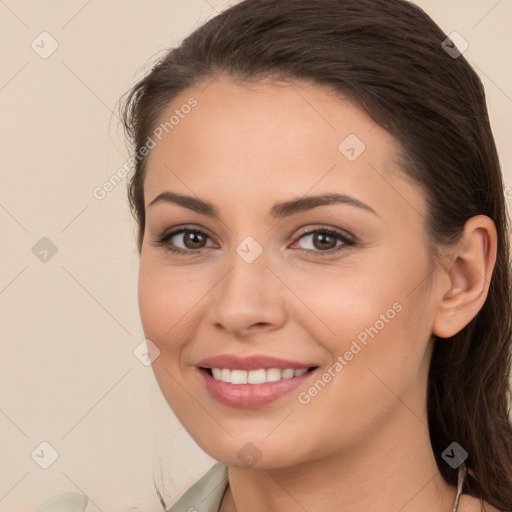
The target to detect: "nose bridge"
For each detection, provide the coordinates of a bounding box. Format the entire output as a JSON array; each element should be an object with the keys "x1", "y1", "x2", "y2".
[
  {"x1": 222, "y1": 235, "x2": 272, "y2": 299},
  {"x1": 208, "y1": 233, "x2": 286, "y2": 334}
]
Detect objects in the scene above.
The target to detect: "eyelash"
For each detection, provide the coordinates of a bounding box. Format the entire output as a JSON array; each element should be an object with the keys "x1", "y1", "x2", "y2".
[{"x1": 153, "y1": 225, "x2": 356, "y2": 257}]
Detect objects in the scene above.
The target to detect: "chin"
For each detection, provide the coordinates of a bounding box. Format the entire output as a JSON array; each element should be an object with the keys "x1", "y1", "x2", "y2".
[{"x1": 193, "y1": 434, "x2": 312, "y2": 470}]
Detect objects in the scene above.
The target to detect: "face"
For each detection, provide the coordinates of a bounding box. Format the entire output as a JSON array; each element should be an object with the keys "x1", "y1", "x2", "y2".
[{"x1": 138, "y1": 75, "x2": 443, "y2": 469}]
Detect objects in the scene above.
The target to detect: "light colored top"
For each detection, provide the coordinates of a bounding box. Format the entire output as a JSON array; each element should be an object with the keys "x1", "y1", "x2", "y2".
[
  {"x1": 167, "y1": 462, "x2": 229, "y2": 512},
  {"x1": 33, "y1": 461, "x2": 467, "y2": 512},
  {"x1": 35, "y1": 491, "x2": 91, "y2": 512},
  {"x1": 33, "y1": 463, "x2": 229, "y2": 512}
]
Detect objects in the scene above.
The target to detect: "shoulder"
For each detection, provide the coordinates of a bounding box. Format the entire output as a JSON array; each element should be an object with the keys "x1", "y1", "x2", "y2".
[{"x1": 458, "y1": 495, "x2": 502, "y2": 512}]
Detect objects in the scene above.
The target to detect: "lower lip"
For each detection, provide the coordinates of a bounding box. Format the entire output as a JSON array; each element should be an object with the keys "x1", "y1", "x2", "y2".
[{"x1": 198, "y1": 367, "x2": 318, "y2": 408}]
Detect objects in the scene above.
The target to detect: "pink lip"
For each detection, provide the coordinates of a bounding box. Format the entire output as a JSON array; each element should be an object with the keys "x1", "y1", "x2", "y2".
[
  {"x1": 197, "y1": 354, "x2": 317, "y2": 371},
  {"x1": 198, "y1": 367, "x2": 318, "y2": 408}
]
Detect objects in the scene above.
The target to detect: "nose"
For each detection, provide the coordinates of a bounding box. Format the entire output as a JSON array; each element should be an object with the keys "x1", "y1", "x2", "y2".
[{"x1": 207, "y1": 247, "x2": 287, "y2": 338}]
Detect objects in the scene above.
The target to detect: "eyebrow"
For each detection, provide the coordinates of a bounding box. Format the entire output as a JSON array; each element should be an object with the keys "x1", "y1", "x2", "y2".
[{"x1": 148, "y1": 191, "x2": 378, "y2": 219}]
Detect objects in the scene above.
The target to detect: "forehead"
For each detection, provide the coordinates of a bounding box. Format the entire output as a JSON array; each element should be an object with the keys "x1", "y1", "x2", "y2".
[{"x1": 143, "y1": 75, "x2": 424, "y2": 222}]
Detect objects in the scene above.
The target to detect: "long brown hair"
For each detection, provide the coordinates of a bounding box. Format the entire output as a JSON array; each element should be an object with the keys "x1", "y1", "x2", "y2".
[{"x1": 119, "y1": 0, "x2": 512, "y2": 509}]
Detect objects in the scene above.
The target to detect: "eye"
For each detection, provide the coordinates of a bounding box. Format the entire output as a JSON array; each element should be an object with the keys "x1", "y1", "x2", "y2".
[
  {"x1": 291, "y1": 227, "x2": 355, "y2": 256},
  {"x1": 153, "y1": 225, "x2": 356, "y2": 256},
  {"x1": 154, "y1": 226, "x2": 215, "y2": 254}
]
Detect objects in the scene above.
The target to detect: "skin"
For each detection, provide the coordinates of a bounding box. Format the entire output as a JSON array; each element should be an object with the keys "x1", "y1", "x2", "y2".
[{"x1": 137, "y1": 75, "x2": 498, "y2": 512}]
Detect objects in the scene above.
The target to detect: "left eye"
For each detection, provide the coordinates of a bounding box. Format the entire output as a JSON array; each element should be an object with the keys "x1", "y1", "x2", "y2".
[
  {"x1": 154, "y1": 226, "x2": 355, "y2": 256},
  {"x1": 292, "y1": 228, "x2": 354, "y2": 253}
]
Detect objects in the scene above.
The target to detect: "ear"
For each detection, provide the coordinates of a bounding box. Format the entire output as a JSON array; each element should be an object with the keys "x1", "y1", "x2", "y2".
[{"x1": 432, "y1": 215, "x2": 498, "y2": 339}]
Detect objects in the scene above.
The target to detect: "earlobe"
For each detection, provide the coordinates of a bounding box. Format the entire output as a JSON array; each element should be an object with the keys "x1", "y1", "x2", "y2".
[{"x1": 432, "y1": 215, "x2": 497, "y2": 339}]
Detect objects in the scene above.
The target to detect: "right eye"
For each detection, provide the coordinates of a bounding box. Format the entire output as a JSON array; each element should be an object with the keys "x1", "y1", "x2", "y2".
[{"x1": 154, "y1": 226, "x2": 216, "y2": 255}]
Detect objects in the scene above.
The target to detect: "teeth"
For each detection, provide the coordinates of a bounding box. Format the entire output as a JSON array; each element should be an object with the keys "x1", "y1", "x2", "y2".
[
  {"x1": 282, "y1": 369, "x2": 294, "y2": 379},
  {"x1": 209, "y1": 367, "x2": 310, "y2": 384},
  {"x1": 231, "y1": 369, "x2": 247, "y2": 384},
  {"x1": 247, "y1": 368, "x2": 266, "y2": 384},
  {"x1": 266, "y1": 368, "x2": 282, "y2": 382}
]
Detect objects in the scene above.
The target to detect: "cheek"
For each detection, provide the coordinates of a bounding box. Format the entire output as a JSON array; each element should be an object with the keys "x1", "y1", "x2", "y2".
[
  {"x1": 137, "y1": 261, "x2": 201, "y2": 413},
  {"x1": 283, "y1": 259, "x2": 403, "y2": 344},
  {"x1": 289, "y1": 248, "x2": 433, "y2": 370},
  {"x1": 137, "y1": 259, "x2": 201, "y2": 352}
]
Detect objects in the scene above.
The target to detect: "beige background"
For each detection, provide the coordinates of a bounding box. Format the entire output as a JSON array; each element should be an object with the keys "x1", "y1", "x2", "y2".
[{"x1": 0, "y1": 1, "x2": 511, "y2": 511}]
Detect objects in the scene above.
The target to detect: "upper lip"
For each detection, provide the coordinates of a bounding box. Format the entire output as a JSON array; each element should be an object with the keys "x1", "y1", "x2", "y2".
[{"x1": 198, "y1": 354, "x2": 318, "y2": 371}]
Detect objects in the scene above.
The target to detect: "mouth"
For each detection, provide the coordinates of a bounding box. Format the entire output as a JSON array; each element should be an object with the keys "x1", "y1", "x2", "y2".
[
  {"x1": 197, "y1": 363, "x2": 320, "y2": 408},
  {"x1": 200, "y1": 366, "x2": 318, "y2": 384}
]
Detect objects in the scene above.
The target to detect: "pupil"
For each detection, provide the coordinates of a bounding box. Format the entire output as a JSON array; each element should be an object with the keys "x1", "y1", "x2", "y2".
[
  {"x1": 186, "y1": 232, "x2": 205, "y2": 249},
  {"x1": 315, "y1": 233, "x2": 334, "y2": 250}
]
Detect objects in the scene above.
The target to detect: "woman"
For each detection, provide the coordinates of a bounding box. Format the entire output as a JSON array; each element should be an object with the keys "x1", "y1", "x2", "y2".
[
  {"x1": 119, "y1": 0, "x2": 512, "y2": 511},
  {"x1": 36, "y1": 0, "x2": 512, "y2": 510}
]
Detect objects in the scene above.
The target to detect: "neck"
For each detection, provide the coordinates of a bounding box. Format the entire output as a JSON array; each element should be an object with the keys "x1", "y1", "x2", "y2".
[{"x1": 221, "y1": 410, "x2": 457, "y2": 512}]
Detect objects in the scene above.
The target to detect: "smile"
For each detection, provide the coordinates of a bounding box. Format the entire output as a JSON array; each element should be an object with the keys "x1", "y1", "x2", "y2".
[
  {"x1": 208, "y1": 367, "x2": 311, "y2": 384},
  {"x1": 198, "y1": 367, "x2": 319, "y2": 408}
]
